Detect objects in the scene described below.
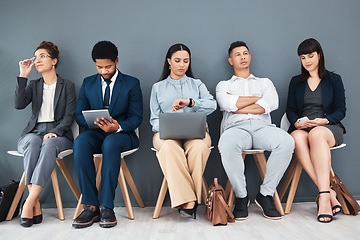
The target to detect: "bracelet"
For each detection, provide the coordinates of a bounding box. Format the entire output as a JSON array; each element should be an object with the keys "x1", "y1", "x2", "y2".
[{"x1": 188, "y1": 98, "x2": 194, "y2": 107}]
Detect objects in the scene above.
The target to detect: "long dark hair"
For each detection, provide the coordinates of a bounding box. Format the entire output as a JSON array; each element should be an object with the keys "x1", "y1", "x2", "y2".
[
  {"x1": 158, "y1": 43, "x2": 194, "y2": 81},
  {"x1": 297, "y1": 38, "x2": 328, "y2": 82}
]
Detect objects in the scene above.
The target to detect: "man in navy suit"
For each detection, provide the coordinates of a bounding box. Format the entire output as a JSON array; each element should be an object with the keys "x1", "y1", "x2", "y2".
[{"x1": 72, "y1": 41, "x2": 143, "y2": 229}]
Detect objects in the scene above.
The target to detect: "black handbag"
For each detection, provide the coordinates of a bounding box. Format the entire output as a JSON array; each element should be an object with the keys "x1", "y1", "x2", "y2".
[{"x1": 0, "y1": 180, "x2": 22, "y2": 222}]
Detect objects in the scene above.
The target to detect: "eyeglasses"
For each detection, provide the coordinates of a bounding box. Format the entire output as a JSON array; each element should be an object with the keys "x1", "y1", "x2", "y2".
[{"x1": 31, "y1": 54, "x2": 51, "y2": 63}]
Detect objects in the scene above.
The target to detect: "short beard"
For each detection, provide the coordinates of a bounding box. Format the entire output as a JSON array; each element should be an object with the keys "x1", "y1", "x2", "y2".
[{"x1": 102, "y1": 72, "x2": 115, "y2": 80}]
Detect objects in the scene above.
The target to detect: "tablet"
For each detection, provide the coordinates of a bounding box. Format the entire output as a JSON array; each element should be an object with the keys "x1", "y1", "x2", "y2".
[{"x1": 82, "y1": 109, "x2": 111, "y2": 128}]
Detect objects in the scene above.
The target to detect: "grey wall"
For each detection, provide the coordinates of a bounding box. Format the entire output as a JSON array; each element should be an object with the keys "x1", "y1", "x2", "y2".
[{"x1": 1, "y1": 0, "x2": 359, "y2": 208}]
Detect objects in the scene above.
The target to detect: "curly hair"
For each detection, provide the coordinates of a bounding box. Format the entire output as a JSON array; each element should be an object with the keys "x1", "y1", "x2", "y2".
[
  {"x1": 91, "y1": 41, "x2": 118, "y2": 62},
  {"x1": 35, "y1": 41, "x2": 60, "y2": 68}
]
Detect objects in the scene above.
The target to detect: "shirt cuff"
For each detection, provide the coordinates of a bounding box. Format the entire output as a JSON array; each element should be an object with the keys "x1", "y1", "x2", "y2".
[
  {"x1": 228, "y1": 95, "x2": 239, "y2": 112},
  {"x1": 255, "y1": 99, "x2": 270, "y2": 113},
  {"x1": 116, "y1": 124, "x2": 122, "y2": 133}
]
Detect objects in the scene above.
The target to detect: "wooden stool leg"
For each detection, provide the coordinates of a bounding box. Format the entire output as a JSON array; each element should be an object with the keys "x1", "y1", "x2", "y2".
[
  {"x1": 6, "y1": 172, "x2": 26, "y2": 220},
  {"x1": 73, "y1": 195, "x2": 84, "y2": 220},
  {"x1": 228, "y1": 186, "x2": 235, "y2": 210},
  {"x1": 201, "y1": 175, "x2": 208, "y2": 204},
  {"x1": 279, "y1": 159, "x2": 297, "y2": 200},
  {"x1": 225, "y1": 180, "x2": 232, "y2": 199},
  {"x1": 51, "y1": 168, "x2": 65, "y2": 220},
  {"x1": 284, "y1": 161, "x2": 302, "y2": 214},
  {"x1": 94, "y1": 157, "x2": 102, "y2": 190},
  {"x1": 121, "y1": 158, "x2": 144, "y2": 208},
  {"x1": 118, "y1": 165, "x2": 134, "y2": 220},
  {"x1": 330, "y1": 168, "x2": 350, "y2": 215},
  {"x1": 254, "y1": 153, "x2": 285, "y2": 216},
  {"x1": 153, "y1": 178, "x2": 168, "y2": 219},
  {"x1": 56, "y1": 158, "x2": 80, "y2": 200}
]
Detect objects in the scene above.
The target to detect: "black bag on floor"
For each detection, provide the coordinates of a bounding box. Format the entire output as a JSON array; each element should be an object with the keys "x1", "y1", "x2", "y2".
[{"x1": 0, "y1": 180, "x2": 22, "y2": 222}]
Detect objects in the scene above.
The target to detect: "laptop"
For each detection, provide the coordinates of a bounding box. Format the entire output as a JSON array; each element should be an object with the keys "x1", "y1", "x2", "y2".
[{"x1": 159, "y1": 112, "x2": 206, "y2": 139}]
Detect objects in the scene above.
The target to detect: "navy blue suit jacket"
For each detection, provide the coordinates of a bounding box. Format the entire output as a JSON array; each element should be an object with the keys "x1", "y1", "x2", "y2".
[
  {"x1": 286, "y1": 72, "x2": 346, "y2": 133},
  {"x1": 75, "y1": 70, "x2": 143, "y2": 146}
]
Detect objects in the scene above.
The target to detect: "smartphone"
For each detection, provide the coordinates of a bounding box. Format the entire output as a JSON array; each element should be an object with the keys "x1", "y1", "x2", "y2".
[{"x1": 298, "y1": 116, "x2": 309, "y2": 125}]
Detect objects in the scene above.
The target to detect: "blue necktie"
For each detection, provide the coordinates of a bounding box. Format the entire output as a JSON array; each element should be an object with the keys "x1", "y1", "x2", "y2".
[{"x1": 103, "y1": 79, "x2": 111, "y2": 109}]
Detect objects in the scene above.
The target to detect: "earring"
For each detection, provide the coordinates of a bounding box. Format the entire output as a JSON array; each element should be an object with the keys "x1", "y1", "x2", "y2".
[
  {"x1": 52, "y1": 65, "x2": 55, "y2": 69},
  {"x1": 169, "y1": 65, "x2": 171, "y2": 70}
]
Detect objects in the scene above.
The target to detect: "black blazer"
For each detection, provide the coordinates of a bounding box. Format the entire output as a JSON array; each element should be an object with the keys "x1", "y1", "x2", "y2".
[
  {"x1": 286, "y1": 72, "x2": 346, "y2": 133},
  {"x1": 15, "y1": 76, "x2": 76, "y2": 140}
]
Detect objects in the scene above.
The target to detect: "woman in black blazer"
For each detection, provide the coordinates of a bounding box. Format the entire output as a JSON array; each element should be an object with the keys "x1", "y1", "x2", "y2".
[
  {"x1": 15, "y1": 41, "x2": 76, "y2": 227},
  {"x1": 286, "y1": 38, "x2": 346, "y2": 223}
]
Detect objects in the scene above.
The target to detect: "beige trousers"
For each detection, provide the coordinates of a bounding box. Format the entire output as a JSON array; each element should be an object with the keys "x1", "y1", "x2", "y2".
[{"x1": 153, "y1": 132, "x2": 211, "y2": 208}]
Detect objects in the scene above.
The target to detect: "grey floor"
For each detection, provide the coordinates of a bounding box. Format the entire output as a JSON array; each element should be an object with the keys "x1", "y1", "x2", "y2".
[{"x1": 1, "y1": 202, "x2": 360, "y2": 240}]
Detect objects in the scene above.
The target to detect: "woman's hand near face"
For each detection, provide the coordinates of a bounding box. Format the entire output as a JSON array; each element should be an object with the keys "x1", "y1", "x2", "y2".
[
  {"x1": 171, "y1": 98, "x2": 191, "y2": 112},
  {"x1": 19, "y1": 59, "x2": 34, "y2": 78}
]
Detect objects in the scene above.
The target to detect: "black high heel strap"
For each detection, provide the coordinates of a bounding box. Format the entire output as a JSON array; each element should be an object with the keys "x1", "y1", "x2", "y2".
[{"x1": 319, "y1": 191, "x2": 330, "y2": 194}]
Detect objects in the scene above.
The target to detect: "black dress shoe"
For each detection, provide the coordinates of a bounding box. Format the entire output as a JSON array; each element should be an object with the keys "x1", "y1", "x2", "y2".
[
  {"x1": 20, "y1": 217, "x2": 33, "y2": 227},
  {"x1": 179, "y1": 202, "x2": 198, "y2": 219},
  {"x1": 72, "y1": 206, "x2": 100, "y2": 229},
  {"x1": 99, "y1": 206, "x2": 117, "y2": 228},
  {"x1": 255, "y1": 192, "x2": 281, "y2": 220},
  {"x1": 233, "y1": 196, "x2": 250, "y2": 220},
  {"x1": 33, "y1": 214, "x2": 43, "y2": 224}
]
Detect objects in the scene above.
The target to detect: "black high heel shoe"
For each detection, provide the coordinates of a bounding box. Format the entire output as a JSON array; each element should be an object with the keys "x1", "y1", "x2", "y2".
[
  {"x1": 316, "y1": 191, "x2": 342, "y2": 216},
  {"x1": 317, "y1": 191, "x2": 333, "y2": 223},
  {"x1": 33, "y1": 202, "x2": 43, "y2": 224},
  {"x1": 179, "y1": 202, "x2": 198, "y2": 219},
  {"x1": 20, "y1": 201, "x2": 33, "y2": 228},
  {"x1": 33, "y1": 213, "x2": 43, "y2": 224}
]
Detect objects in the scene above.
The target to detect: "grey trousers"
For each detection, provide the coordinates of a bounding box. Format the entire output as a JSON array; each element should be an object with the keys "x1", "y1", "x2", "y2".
[
  {"x1": 18, "y1": 122, "x2": 73, "y2": 187},
  {"x1": 218, "y1": 119, "x2": 294, "y2": 198}
]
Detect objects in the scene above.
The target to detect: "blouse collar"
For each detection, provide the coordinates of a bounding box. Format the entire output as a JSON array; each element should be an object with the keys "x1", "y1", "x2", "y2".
[{"x1": 165, "y1": 75, "x2": 189, "y2": 85}]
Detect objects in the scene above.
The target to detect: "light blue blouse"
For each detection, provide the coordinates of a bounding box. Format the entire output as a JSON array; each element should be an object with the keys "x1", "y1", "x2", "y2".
[{"x1": 150, "y1": 75, "x2": 217, "y2": 132}]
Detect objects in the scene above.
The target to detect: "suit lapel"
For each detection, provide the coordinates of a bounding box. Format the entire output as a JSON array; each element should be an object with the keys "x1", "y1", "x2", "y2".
[
  {"x1": 109, "y1": 71, "x2": 123, "y2": 114},
  {"x1": 94, "y1": 75, "x2": 104, "y2": 109},
  {"x1": 297, "y1": 81, "x2": 306, "y2": 114},
  {"x1": 53, "y1": 76, "x2": 64, "y2": 111},
  {"x1": 36, "y1": 78, "x2": 44, "y2": 113}
]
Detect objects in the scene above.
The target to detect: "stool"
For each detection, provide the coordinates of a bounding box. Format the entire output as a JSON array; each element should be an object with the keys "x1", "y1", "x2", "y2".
[{"x1": 73, "y1": 149, "x2": 145, "y2": 220}]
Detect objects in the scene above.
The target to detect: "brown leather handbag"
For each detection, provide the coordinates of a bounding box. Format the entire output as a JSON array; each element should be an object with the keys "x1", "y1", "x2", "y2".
[
  {"x1": 330, "y1": 173, "x2": 360, "y2": 215},
  {"x1": 205, "y1": 178, "x2": 235, "y2": 225}
]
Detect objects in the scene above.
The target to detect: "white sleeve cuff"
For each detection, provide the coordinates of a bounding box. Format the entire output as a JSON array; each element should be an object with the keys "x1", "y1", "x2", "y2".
[
  {"x1": 116, "y1": 124, "x2": 122, "y2": 133},
  {"x1": 228, "y1": 95, "x2": 239, "y2": 112},
  {"x1": 255, "y1": 99, "x2": 270, "y2": 113}
]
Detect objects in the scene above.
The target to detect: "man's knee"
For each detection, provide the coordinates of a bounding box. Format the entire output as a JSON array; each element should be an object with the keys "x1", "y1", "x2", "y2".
[
  {"x1": 277, "y1": 133, "x2": 295, "y2": 152},
  {"x1": 218, "y1": 135, "x2": 242, "y2": 155}
]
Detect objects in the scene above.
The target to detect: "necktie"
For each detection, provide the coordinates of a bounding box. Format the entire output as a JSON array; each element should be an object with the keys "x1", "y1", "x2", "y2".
[{"x1": 103, "y1": 79, "x2": 111, "y2": 109}]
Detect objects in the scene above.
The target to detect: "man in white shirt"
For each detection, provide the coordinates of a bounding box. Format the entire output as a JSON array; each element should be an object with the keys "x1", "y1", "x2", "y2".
[{"x1": 216, "y1": 41, "x2": 294, "y2": 220}]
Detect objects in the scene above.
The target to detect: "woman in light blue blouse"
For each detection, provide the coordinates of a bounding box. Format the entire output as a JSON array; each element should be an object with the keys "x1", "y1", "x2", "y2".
[{"x1": 150, "y1": 43, "x2": 216, "y2": 219}]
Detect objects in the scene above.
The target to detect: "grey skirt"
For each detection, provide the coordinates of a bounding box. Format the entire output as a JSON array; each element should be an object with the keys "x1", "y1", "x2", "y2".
[{"x1": 303, "y1": 124, "x2": 344, "y2": 146}]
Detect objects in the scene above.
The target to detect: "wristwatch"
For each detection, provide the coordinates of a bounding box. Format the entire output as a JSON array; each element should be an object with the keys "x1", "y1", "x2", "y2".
[{"x1": 188, "y1": 98, "x2": 194, "y2": 107}]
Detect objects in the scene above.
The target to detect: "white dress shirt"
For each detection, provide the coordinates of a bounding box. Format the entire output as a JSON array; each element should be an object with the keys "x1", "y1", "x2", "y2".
[
  {"x1": 101, "y1": 69, "x2": 118, "y2": 105},
  {"x1": 37, "y1": 82, "x2": 57, "y2": 123},
  {"x1": 216, "y1": 74, "x2": 279, "y2": 129}
]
